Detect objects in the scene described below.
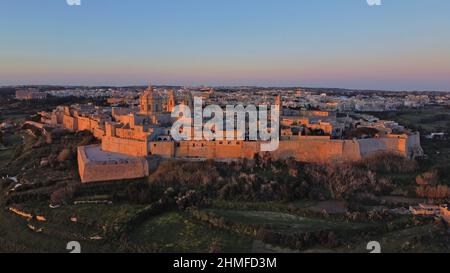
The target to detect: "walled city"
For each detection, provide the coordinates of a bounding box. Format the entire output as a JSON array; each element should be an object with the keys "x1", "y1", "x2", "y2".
[{"x1": 35, "y1": 86, "x2": 424, "y2": 183}]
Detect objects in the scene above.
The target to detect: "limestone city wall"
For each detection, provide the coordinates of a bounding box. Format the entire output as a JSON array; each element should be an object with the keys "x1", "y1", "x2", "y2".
[
  {"x1": 150, "y1": 141, "x2": 175, "y2": 157},
  {"x1": 101, "y1": 135, "x2": 148, "y2": 157},
  {"x1": 149, "y1": 138, "x2": 359, "y2": 162},
  {"x1": 77, "y1": 145, "x2": 149, "y2": 183},
  {"x1": 63, "y1": 115, "x2": 78, "y2": 131},
  {"x1": 358, "y1": 137, "x2": 407, "y2": 157},
  {"x1": 97, "y1": 132, "x2": 415, "y2": 163}
]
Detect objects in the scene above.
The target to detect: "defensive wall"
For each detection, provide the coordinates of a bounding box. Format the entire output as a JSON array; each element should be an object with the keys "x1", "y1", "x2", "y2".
[
  {"x1": 101, "y1": 136, "x2": 148, "y2": 157},
  {"x1": 77, "y1": 145, "x2": 149, "y2": 183},
  {"x1": 144, "y1": 134, "x2": 420, "y2": 163},
  {"x1": 61, "y1": 113, "x2": 105, "y2": 139}
]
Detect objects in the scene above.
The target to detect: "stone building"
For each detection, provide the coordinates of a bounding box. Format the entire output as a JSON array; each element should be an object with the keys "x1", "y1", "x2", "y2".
[{"x1": 16, "y1": 89, "x2": 47, "y2": 100}]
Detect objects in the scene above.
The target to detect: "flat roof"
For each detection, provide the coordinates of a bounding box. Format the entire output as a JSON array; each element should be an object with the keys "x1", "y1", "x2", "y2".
[{"x1": 84, "y1": 145, "x2": 137, "y2": 162}]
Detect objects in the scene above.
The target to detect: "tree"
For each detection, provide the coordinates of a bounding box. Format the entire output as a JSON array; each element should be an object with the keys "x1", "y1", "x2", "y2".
[{"x1": 416, "y1": 185, "x2": 450, "y2": 200}]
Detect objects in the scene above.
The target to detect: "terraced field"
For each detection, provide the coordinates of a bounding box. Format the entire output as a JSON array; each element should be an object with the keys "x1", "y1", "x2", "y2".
[
  {"x1": 203, "y1": 209, "x2": 373, "y2": 234},
  {"x1": 128, "y1": 211, "x2": 253, "y2": 253}
]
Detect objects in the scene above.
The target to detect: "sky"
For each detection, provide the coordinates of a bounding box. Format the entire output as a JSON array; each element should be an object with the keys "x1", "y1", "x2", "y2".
[{"x1": 0, "y1": 0, "x2": 450, "y2": 90}]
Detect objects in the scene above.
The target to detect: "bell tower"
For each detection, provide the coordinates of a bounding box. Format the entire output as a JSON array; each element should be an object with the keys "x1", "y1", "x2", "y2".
[
  {"x1": 167, "y1": 89, "x2": 175, "y2": 112},
  {"x1": 276, "y1": 95, "x2": 281, "y2": 107},
  {"x1": 140, "y1": 84, "x2": 163, "y2": 115}
]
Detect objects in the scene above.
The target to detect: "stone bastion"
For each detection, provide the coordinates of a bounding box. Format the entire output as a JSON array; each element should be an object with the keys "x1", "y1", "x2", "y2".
[{"x1": 77, "y1": 145, "x2": 149, "y2": 183}]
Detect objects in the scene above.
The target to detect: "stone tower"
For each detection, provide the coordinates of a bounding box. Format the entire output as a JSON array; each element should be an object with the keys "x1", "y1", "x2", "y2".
[
  {"x1": 166, "y1": 89, "x2": 175, "y2": 112},
  {"x1": 140, "y1": 85, "x2": 163, "y2": 115},
  {"x1": 276, "y1": 95, "x2": 281, "y2": 107}
]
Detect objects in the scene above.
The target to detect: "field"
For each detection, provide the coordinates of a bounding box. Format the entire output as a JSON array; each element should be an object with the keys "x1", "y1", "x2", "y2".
[
  {"x1": 0, "y1": 201, "x2": 147, "y2": 253},
  {"x1": 203, "y1": 209, "x2": 373, "y2": 234},
  {"x1": 128, "y1": 211, "x2": 253, "y2": 253},
  {"x1": 368, "y1": 106, "x2": 450, "y2": 134}
]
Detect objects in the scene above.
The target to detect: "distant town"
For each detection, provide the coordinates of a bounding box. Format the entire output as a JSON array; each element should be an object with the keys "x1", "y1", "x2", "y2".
[{"x1": 13, "y1": 85, "x2": 450, "y2": 111}]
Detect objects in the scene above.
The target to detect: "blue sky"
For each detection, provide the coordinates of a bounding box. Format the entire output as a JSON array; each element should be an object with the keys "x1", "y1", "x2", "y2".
[{"x1": 1, "y1": 0, "x2": 450, "y2": 90}]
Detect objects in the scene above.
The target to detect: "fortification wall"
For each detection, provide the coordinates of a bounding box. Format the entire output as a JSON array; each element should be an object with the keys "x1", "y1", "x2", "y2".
[
  {"x1": 101, "y1": 136, "x2": 148, "y2": 157},
  {"x1": 77, "y1": 145, "x2": 149, "y2": 183},
  {"x1": 97, "y1": 133, "x2": 419, "y2": 163},
  {"x1": 342, "y1": 140, "x2": 362, "y2": 161},
  {"x1": 176, "y1": 141, "x2": 213, "y2": 158},
  {"x1": 77, "y1": 116, "x2": 101, "y2": 133},
  {"x1": 270, "y1": 140, "x2": 347, "y2": 162},
  {"x1": 150, "y1": 142, "x2": 175, "y2": 157},
  {"x1": 214, "y1": 141, "x2": 244, "y2": 159},
  {"x1": 62, "y1": 115, "x2": 78, "y2": 131},
  {"x1": 150, "y1": 138, "x2": 358, "y2": 163},
  {"x1": 115, "y1": 127, "x2": 150, "y2": 141},
  {"x1": 51, "y1": 111, "x2": 64, "y2": 126},
  {"x1": 172, "y1": 141, "x2": 247, "y2": 159},
  {"x1": 406, "y1": 133, "x2": 424, "y2": 158},
  {"x1": 358, "y1": 137, "x2": 407, "y2": 157},
  {"x1": 93, "y1": 127, "x2": 105, "y2": 139}
]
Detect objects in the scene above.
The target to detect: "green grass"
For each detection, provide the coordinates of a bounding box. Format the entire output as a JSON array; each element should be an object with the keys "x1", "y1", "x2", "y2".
[
  {"x1": 204, "y1": 209, "x2": 372, "y2": 234},
  {"x1": 208, "y1": 199, "x2": 291, "y2": 212},
  {"x1": 376, "y1": 224, "x2": 449, "y2": 253},
  {"x1": 369, "y1": 106, "x2": 450, "y2": 133},
  {"x1": 22, "y1": 201, "x2": 146, "y2": 230},
  {"x1": 0, "y1": 148, "x2": 15, "y2": 169},
  {"x1": 0, "y1": 209, "x2": 72, "y2": 253},
  {"x1": 128, "y1": 211, "x2": 253, "y2": 253},
  {"x1": 0, "y1": 202, "x2": 147, "y2": 253}
]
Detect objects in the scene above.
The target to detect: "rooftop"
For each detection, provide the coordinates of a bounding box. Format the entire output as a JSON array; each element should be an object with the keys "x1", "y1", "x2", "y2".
[{"x1": 84, "y1": 145, "x2": 137, "y2": 163}]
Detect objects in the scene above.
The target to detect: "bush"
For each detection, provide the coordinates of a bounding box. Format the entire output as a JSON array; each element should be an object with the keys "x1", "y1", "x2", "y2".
[
  {"x1": 416, "y1": 170, "x2": 440, "y2": 186},
  {"x1": 125, "y1": 182, "x2": 152, "y2": 204},
  {"x1": 361, "y1": 153, "x2": 419, "y2": 173},
  {"x1": 416, "y1": 185, "x2": 450, "y2": 200},
  {"x1": 57, "y1": 148, "x2": 72, "y2": 162},
  {"x1": 304, "y1": 163, "x2": 381, "y2": 200},
  {"x1": 50, "y1": 185, "x2": 75, "y2": 205}
]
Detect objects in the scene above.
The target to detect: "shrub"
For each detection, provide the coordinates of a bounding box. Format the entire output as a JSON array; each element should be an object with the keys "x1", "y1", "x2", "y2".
[
  {"x1": 125, "y1": 182, "x2": 152, "y2": 204},
  {"x1": 304, "y1": 163, "x2": 379, "y2": 200},
  {"x1": 416, "y1": 185, "x2": 450, "y2": 200},
  {"x1": 50, "y1": 185, "x2": 75, "y2": 205},
  {"x1": 361, "y1": 153, "x2": 419, "y2": 173},
  {"x1": 416, "y1": 170, "x2": 440, "y2": 186}
]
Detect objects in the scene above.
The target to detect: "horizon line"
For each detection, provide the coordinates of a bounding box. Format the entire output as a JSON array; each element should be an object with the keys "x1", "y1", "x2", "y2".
[{"x1": 1, "y1": 83, "x2": 449, "y2": 93}]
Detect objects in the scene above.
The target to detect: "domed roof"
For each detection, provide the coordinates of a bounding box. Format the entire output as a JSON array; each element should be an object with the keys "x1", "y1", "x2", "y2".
[{"x1": 142, "y1": 84, "x2": 161, "y2": 99}]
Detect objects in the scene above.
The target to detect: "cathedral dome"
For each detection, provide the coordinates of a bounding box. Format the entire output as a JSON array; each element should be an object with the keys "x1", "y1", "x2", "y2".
[{"x1": 140, "y1": 84, "x2": 163, "y2": 114}]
